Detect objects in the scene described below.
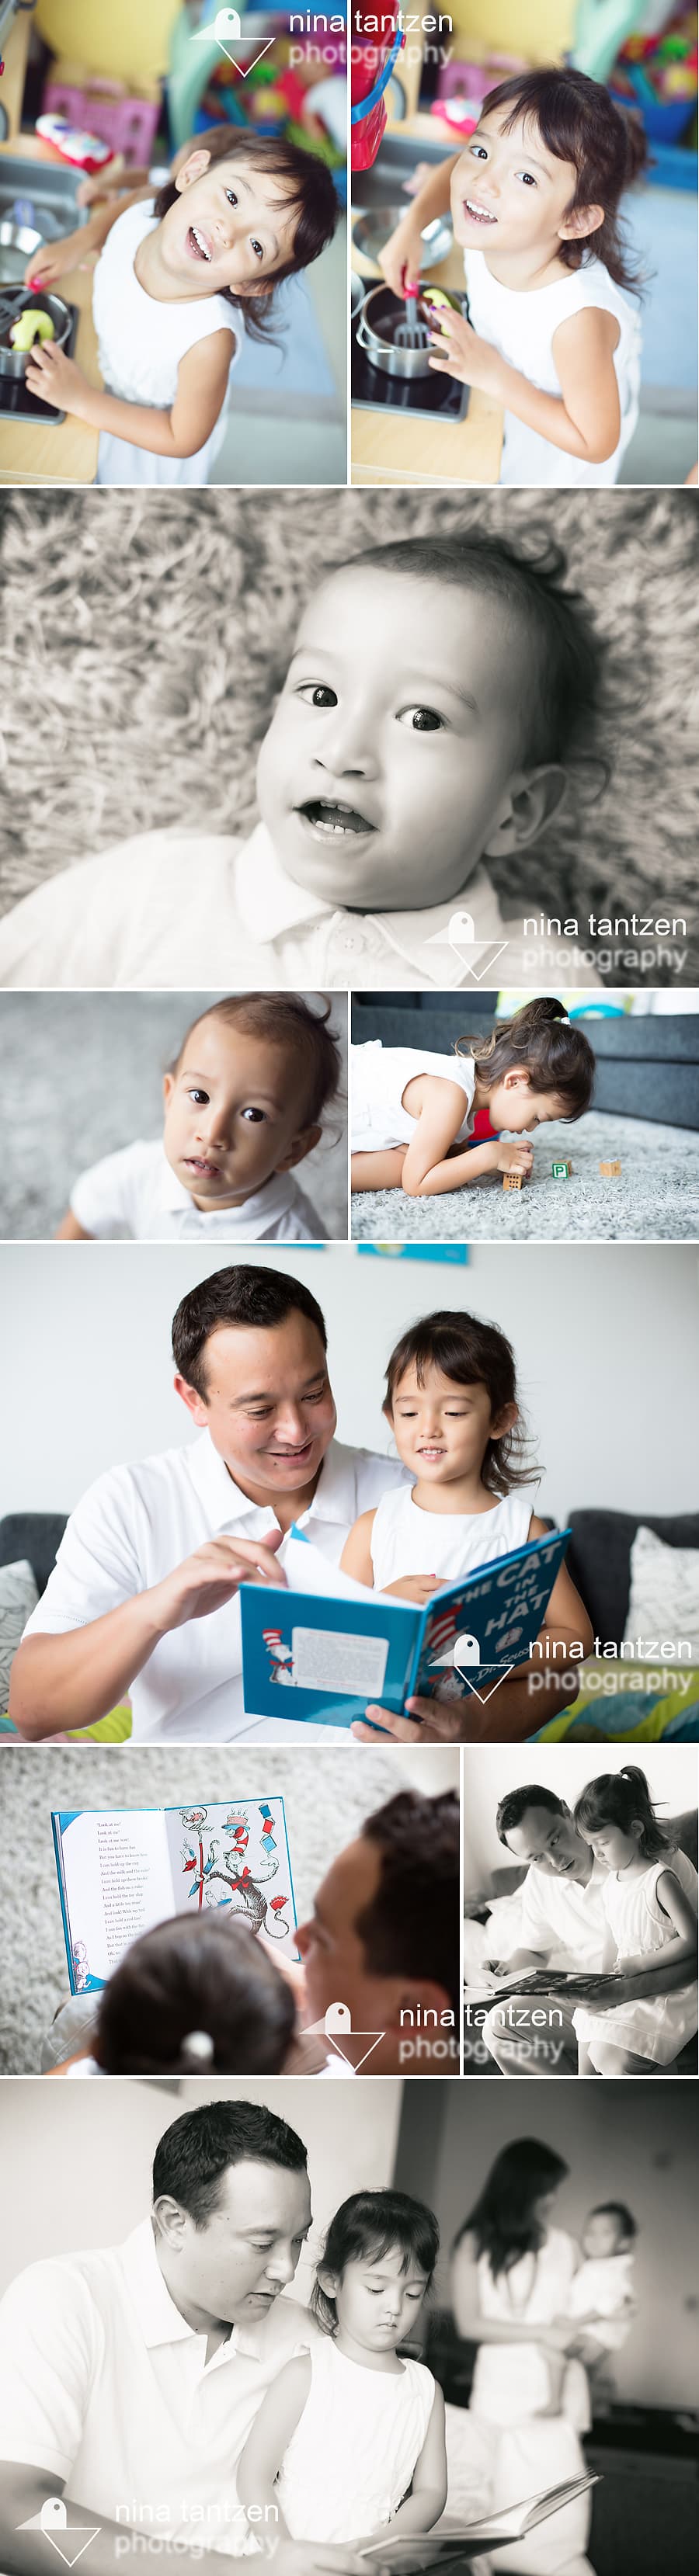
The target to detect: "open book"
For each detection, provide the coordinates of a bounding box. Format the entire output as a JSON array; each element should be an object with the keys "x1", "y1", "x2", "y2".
[
  {"x1": 360, "y1": 2475, "x2": 599, "y2": 2560},
  {"x1": 52, "y1": 1797, "x2": 297, "y2": 1994},
  {"x1": 240, "y1": 1526, "x2": 571, "y2": 1727},
  {"x1": 469, "y1": 1966, "x2": 625, "y2": 2006}
]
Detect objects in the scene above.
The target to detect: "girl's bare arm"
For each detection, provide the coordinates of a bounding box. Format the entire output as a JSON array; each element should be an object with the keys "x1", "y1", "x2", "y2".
[{"x1": 26, "y1": 328, "x2": 235, "y2": 460}]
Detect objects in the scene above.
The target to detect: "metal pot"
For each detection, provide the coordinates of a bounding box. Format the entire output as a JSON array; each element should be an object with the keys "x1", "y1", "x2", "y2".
[
  {"x1": 356, "y1": 282, "x2": 447, "y2": 381},
  {"x1": 0, "y1": 290, "x2": 72, "y2": 380}
]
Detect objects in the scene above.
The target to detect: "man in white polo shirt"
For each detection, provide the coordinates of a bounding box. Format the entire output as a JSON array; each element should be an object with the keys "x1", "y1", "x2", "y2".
[
  {"x1": 0, "y1": 2097, "x2": 382, "y2": 2575},
  {"x1": 9, "y1": 1265, "x2": 407, "y2": 1748},
  {"x1": 481, "y1": 1781, "x2": 692, "y2": 2074}
]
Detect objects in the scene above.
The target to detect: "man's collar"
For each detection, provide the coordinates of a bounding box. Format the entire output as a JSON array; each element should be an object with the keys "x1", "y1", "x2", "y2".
[
  {"x1": 186, "y1": 1429, "x2": 357, "y2": 1533},
  {"x1": 119, "y1": 2222, "x2": 210, "y2": 2350},
  {"x1": 235, "y1": 824, "x2": 505, "y2": 988}
]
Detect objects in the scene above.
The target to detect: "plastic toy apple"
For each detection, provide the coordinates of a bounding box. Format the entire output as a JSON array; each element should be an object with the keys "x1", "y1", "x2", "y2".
[{"x1": 9, "y1": 307, "x2": 56, "y2": 351}]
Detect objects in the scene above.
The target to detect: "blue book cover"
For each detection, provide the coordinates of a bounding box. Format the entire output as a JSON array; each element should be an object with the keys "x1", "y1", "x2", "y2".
[{"x1": 240, "y1": 1528, "x2": 572, "y2": 1729}]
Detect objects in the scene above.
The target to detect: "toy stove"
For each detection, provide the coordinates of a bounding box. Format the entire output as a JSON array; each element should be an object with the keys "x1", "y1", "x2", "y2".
[
  {"x1": 351, "y1": 313, "x2": 469, "y2": 422},
  {"x1": 0, "y1": 302, "x2": 79, "y2": 424}
]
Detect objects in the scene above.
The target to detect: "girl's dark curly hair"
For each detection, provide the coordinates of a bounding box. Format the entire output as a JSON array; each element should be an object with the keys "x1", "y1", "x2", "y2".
[
  {"x1": 479, "y1": 69, "x2": 649, "y2": 294},
  {"x1": 383, "y1": 1310, "x2": 538, "y2": 1500},
  {"x1": 153, "y1": 127, "x2": 338, "y2": 342}
]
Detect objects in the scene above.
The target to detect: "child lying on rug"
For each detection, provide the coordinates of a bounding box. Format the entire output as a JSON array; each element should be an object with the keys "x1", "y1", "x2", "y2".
[{"x1": 350, "y1": 996, "x2": 594, "y2": 1197}]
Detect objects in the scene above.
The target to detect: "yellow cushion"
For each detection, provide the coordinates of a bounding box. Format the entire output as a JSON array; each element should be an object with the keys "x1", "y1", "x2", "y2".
[{"x1": 35, "y1": 2, "x2": 179, "y2": 85}]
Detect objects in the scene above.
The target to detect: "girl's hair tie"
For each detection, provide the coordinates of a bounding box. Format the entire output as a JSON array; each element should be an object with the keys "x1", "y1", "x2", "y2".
[{"x1": 179, "y1": 2029, "x2": 215, "y2": 2071}]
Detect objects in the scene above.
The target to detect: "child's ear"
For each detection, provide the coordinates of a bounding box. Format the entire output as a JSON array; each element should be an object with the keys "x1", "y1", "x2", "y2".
[
  {"x1": 175, "y1": 151, "x2": 212, "y2": 194},
  {"x1": 163, "y1": 1072, "x2": 175, "y2": 1111},
  {"x1": 276, "y1": 1125, "x2": 322, "y2": 1173},
  {"x1": 559, "y1": 201, "x2": 605, "y2": 245},
  {"x1": 482, "y1": 766, "x2": 568, "y2": 857},
  {"x1": 489, "y1": 1400, "x2": 519, "y2": 1443},
  {"x1": 316, "y1": 2264, "x2": 338, "y2": 2303}
]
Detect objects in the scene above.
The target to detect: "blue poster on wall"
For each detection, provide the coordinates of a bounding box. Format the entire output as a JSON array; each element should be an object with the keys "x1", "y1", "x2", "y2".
[{"x1": 357, "y1": 1245, "x2": 469, "y2": 1264}]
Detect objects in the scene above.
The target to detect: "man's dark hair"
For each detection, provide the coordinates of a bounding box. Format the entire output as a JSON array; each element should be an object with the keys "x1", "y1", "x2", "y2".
[
  {"x1": 587, "y1": 2201, "x2": 638, "y2": 2244},
  {"x1": 349, "y1": 533, "x2": 603, "y2": 773},
  {"x1": 172, "y1": 1262, "x2": 328, "y2": 1400},
  {"x1": 496, "y1": 1784, "x2": 567, "y2": 1848},
  {"x1": 359, "y1": 1792, "x2": 459, "y2": 2019},
  {"x1": 152, "y1": 2099, "x2": 308, "y2": 2228}
]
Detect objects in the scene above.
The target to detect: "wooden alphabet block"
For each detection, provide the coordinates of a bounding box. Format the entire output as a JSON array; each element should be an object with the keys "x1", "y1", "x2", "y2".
[
  {"x1": 551, "y1": 1160, "x2": 572, "y2": 1179},
  {"x1": 503, "y1": 1173, "x2": 523, "y2": 1191},
  {"x1": 600, "y1": 1160, "x2": 621, "y2": 1176}
]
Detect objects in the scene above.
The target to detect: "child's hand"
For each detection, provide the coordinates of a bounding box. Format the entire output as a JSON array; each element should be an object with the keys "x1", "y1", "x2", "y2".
[
  {"x1": 492, "y1": 1141, "x2": 534, "y2": 1178},
  {"x1": 23, "y1": 231, "x2": 97, "y2": 288},
  {"x1": 24, "y1": 342, "x2": 96, "y2": 419},
  {"x1": 378, "y1": 212, "x2": 425, "y2": 302},
  {"x1": 429, "y1": 307, "x2": 503, "y2": 397},
  {"x1": 384, "y1": 1575, "x2": 444, "y2": 1605}
]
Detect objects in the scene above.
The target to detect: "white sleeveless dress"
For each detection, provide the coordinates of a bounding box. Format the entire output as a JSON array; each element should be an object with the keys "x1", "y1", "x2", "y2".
[
  {"x1": 466, "y1": 2232, "x2": 595, "y2": 2575},
  {"x1": 573, "y1": 1846, "x2": 698, "y2": 2064},
  {"x1": 351, "y1": 1040, "x2": 476, "y2": 1154},
  {"x1": 273, "y1": 2334, "x2": 436, "y2": 2542},
  {"x1": 463, "y1": 247, "x2": 641, "y2": 486},
  {"x1": 370, "y1": 1482, "x2": 538, "y2": 1591},
  {"x1": 92, "y1": 200, "x2": 238, "y2": 485}
]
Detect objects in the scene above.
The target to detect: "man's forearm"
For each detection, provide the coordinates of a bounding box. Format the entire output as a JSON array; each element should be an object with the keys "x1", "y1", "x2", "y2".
[{"x1": 9, "y1": 1595, "x2": 167, "y2": 1740}]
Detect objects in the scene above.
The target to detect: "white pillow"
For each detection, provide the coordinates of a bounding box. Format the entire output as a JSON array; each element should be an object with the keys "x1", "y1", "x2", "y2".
[
  {"x1": 626, "y1": 1526, "x2": 699, "y2": 1662},
  {"x1": 0, "y1": 1558, "x2": 39, "y2": 1710}
]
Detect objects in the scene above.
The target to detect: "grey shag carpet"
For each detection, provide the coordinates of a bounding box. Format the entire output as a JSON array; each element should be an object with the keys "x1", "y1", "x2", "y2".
[
  {"x1": 1, "y1": 489, "x2": 698, "y2": 977},
  {"x1": 351, "y1": 1108, "x2": 699, "y2": 1241},
  {"x1": 0, "y1": 1741, "x2": 400, "y2": 2074},
  {"x1": 0, "y1": 991, "x2": 348, "y2": 1240}
]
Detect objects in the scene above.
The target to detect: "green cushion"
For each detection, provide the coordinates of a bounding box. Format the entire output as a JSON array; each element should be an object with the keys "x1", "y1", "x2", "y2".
[{"x1": 0, "y1": 1705, "x2": 132, "y2": 1742}]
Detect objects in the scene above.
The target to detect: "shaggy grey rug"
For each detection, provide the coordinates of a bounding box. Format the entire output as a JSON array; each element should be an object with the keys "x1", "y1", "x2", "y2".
[
  {"x1": 0, "y1": 991, "x2": 348, "y2": 1240},
  {"x1": 0, "y1": 1741, "x2": 399, "y2": 2074},
  {"x1": 351, "y1": 1108, "x2": 699, "y2": 1241},
  {"x1": 1, "y1": 489, "x2": 697, "y2": 977}
]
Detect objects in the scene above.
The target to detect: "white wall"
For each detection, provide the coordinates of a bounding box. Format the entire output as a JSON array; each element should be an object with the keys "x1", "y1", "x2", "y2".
[
  {"x1": 0, "y1": 2078, "x2": 402, "y2": 2309},
  {"x1": 2, "y1": 1242, "x2": 698, "y2": 1521},
  {"x1": 463, "y1": 1743, "x2": 699, "y2": 1887}
]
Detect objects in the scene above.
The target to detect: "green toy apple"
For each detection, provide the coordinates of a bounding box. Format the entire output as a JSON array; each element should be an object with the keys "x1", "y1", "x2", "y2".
[{"x1": 9, "y1": 307, "x2": 56, "y2": 351}]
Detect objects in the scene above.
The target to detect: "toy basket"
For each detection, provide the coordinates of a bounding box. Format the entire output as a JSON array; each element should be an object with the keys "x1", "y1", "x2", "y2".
[
  {"x1": 351, "y1": 7, "x2": 404, "y2": 172},
  {"x1": 42, "y1": 68, "x2": 162, "y2": 167}
]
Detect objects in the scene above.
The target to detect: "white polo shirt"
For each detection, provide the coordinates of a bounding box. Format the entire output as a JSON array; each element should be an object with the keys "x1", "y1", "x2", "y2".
[
  {"x1": 519, "y1": 1856, "x2": 609, "y2": 1969},
  {"x1": 20, "y1": 1432, "x2": 407, "y2": 1745},
  {"x1": 0, "y1": 2218, "x2": 316, "y2": 2555},
  {"x1": 0, "y1": 825, "x2": 600, "y2": 991},
  {"x1": 70, "y1": 1139, "x2": 326, "y2": 1245}
]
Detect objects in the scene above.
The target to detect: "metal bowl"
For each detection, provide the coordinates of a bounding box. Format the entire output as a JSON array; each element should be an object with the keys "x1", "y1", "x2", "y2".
[
  {"x1": 352, "y1": 204, "x2": 453, "y2": 273},
  {"x1": 351, "y1": 269, "x2": 364, "y2": 320},
  {"x1": 356, "y1": 282, "x2": 449, "y2": 381},
  {"x1": 0, "y1": 220, "x2": 46, "y2": 284},
  {"x1": 0, "y1": 291, "x2": 72, "y2": 380}
]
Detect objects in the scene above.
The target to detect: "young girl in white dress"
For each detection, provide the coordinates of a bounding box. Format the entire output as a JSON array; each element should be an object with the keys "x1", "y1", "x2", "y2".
[
  {"x1": 237, "y1": 2189, "x2": 447, "y2": 2549},
  {"x1": 382, "y1": 66, "x2": 645, "y2": 488},
  {"x1": 572, "y1": 1765, "x2": 698, "y2": 2075},
  {"x1": 351, "y1": 998, "x2": 595, "y2": 1199},
  {"x1": 340, "y1": 1309, "x2": 593, "y2": 1690},
  {"x1": 24, "y1": 128, "x2": 336, "y2": 486}
]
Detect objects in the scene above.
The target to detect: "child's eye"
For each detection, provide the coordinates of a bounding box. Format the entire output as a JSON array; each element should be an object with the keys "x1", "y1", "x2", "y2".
[
  {"x1": 516, "y1": 170, "x2": 537, "y2": 187},
  {"x1": 241, "y1": 1106, "x2": 266, "y2": 1123},
  {"x1": 188, "y1": 1088, "x2": 210, "y2": 1105},
  {"x1": 470, "y1": 142, "x2": 488, "y2": 160},
  {"x1": 297, "y1": 682, "x2": 338, "y2": 709},
  {"x1": 225, "y1": 189, "x2": 238, "y2": 207},
  {"x1": 396, "y1": 706, "x2": 445, "y2": 733},
  {"x1": 251, "y1": 238, "x2": 264, "y2": 262}
]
